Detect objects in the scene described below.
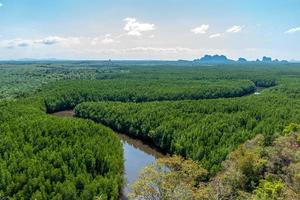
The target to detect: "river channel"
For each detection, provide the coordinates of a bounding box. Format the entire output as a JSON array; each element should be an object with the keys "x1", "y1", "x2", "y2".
[{"x1": 51, "y1": 110, "x2": 165, "y2": 199}]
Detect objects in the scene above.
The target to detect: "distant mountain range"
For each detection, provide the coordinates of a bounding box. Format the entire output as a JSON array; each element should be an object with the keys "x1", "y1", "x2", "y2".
[{"x1": 193, "y1": 55, "x2": 289, "y2": 64}]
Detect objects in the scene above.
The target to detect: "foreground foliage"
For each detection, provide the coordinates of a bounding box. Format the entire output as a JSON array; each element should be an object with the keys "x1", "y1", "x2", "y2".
[
  {"x1": 129, "y1": 156, "x2": 208, "y2": 200},
  {"x1": 130, "y1": 129, "x2": 300, "y2": 200}
]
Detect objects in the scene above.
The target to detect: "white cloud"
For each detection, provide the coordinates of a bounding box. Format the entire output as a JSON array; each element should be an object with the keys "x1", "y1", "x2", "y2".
[
  {"x1": 38, "y1": 36, "x2": 66, "y2": 45},
  {"x1": 209, "y1": 33, "x2": 221, "y2": 39},
  {"x1": 226, "y1": 25, "x2": 243, "y2": 33},
  {"x1": 37, "y1": 36, "x2": 80, "y2": 46},
  {"x1": 4, "y1": 39, "x2": 33, "y2": 48},
  {"x1": 124, "y1": 17, "x2": 155, "y2": 36},
  {"x1": 0, "y1": 3, "x2": 3, "y2": 7},
  {"x1": 191, "y1": 25, "x2": 209, "y2": 34},
  {"x1": 2, "y1": 36, "x2": 80, "y2": 48},
  {"x1": 101, "y1": 34, "x2": 115, "y2": 44},
  {"x1": 90, "y1": 34, "x2": 117, "y2": 45},
  {"x1": 285, "y1": 27, "x2": 300, "y2": 34}
]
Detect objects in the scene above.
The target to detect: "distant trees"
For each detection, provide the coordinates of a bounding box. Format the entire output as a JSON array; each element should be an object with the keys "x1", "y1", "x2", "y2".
[
  {"x1": 42, "y1": 79, "x2": 257, "y2": 113},
  {"x1": 0, "y1": 62, "x2": 119, "y2": 100},
  {"x1": 251, "y1": 78, "x2": 277, "y2": 88}
]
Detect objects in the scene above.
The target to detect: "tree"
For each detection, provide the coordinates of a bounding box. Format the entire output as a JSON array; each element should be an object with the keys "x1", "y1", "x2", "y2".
[
  {"x1": 252, "y1": 180, "x2": 285, "y2": 200},
  {"x1": 129, "y1": 156, "x2": 207, "y2": 200}
]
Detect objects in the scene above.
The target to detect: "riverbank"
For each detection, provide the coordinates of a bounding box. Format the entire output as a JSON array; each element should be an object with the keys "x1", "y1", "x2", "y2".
[{"x1": 50, "y1": 110, "x2": 166, "y2": 199}]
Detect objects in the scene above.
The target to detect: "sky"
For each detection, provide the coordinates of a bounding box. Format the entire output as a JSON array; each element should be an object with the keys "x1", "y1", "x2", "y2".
[{"x1": 0, "y1": 0, "x2": 299, "y2": 60}]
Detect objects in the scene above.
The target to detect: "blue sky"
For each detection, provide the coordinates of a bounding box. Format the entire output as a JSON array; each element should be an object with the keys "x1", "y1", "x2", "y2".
[{"x1": 0, "y1": 0, "x2": 299, "y2": 60}]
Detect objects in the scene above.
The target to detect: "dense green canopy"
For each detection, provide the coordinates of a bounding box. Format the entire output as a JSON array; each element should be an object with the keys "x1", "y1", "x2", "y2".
[
  {"x1": 0, "y1": 61, "x2": 300, "y2": 199},
  {"x1": 0, "y1": 100, "x2": 123, "y2": 199}
]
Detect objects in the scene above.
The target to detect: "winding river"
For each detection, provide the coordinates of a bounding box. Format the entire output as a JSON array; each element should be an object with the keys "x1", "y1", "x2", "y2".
[
  {"x1": 51, "y1": 110, "x2": 165, "y2": 199},
  {"x1": 49, "y1": 86, "x2": 268, "y2": 198}
]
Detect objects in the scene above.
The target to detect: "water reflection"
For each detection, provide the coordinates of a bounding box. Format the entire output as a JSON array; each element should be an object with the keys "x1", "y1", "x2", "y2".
[{"x1": 119, "y1": 133, "x2": 164, "y2": 196}]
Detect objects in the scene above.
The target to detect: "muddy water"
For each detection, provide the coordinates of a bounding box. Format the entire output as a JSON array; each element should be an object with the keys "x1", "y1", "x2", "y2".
[
  {"x1": 119, "y1": 133, "x2": 164, "y2": 196},
  {"x1": 50, "y1": 110, "x2": 164, "y2": 197}
]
